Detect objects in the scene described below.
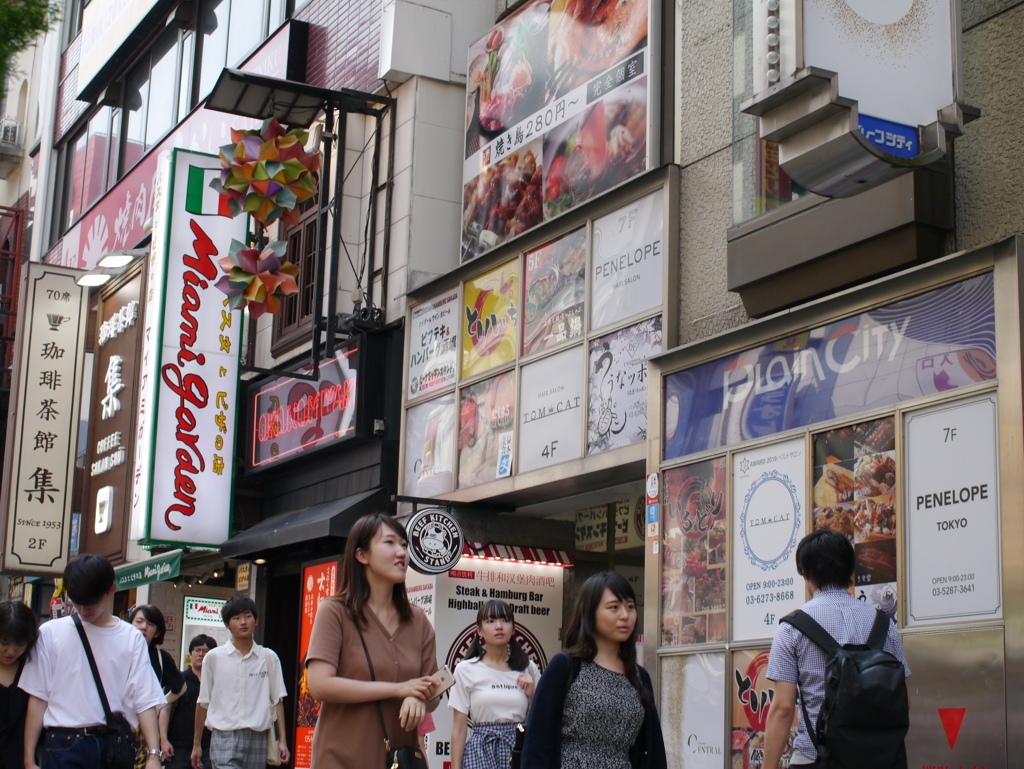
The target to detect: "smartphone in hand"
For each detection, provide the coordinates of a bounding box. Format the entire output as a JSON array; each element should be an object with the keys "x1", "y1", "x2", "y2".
[{"x1": 431, "y1": 666, "x2": 456, "y2": 698}]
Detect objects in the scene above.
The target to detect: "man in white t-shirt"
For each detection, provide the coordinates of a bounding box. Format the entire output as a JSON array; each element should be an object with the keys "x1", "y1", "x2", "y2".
[
  {"x1": 193, "y1": 596, "x2": 289, "y2": 769},
  {"x1": 20, "y1": 554, "x2": 167, "y2": 769}
]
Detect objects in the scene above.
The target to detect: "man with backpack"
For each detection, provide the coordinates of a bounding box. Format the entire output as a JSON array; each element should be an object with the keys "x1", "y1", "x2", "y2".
[{"x1": 763, "y1": 530, "x2": 910, "y2": 769}]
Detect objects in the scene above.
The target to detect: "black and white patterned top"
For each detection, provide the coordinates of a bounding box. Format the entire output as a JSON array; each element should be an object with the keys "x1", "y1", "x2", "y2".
[
  {"x1": 560, "y1": 662, "x2": 645, "y2": 769},
  {"x1": 767, "y1": 587, "x2": 911, "y2": 762}
]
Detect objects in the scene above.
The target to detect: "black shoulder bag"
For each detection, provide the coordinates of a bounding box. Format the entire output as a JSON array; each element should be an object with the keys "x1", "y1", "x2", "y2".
[
  {"x1": 72, "y1": 615, "x2": 140, "y2": 769},
  {"x1": 354, "y1": 621, "x2": 430, "y2": 769}
]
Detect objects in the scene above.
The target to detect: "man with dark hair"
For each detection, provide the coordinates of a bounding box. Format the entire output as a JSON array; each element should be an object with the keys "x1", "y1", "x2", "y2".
[
  {"x1": 19, "y1": 554, "x2": 168, "y2": 769},
  {"x1": 762, "y1": 530, "x2": 910, "y2": 769},
  {"x1": 193, "y1": 595, "x2": 289, "y2": 769},
  {"x1": 168, "y1": 635, "x2": 218, "y2": 769}
]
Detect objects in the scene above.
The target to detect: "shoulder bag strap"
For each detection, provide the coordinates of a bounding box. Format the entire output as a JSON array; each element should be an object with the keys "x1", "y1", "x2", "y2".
[
  {"x1": 866, "y1": 609, "x2": 891, "y2": 650},
  {"x1": 263, "y1": 648, "x2": 277, "y2": 720},
  {"x1": 354, "y1": 619, "x2": 391, "y2": 754},
  {"x1": 73, "y1": 614, "x2": 114, "y2": 721},
  {"x1": 779, "y1": 610, "x2": 840, "y2": 653}
]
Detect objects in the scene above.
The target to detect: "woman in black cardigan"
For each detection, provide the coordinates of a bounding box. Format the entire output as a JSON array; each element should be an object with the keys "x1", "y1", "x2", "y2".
[{"x1": 521, "y1": 572, "x2": 666, "y2": 769}]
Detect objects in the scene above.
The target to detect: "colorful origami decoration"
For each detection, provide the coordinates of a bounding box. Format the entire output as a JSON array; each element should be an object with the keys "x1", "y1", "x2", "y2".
[
  {"x1": 214, "y1": 239, "x2": 300, "y2": 319},
  {"x1": 210, "y1": 118, "x2": 320, "y2": 226}
]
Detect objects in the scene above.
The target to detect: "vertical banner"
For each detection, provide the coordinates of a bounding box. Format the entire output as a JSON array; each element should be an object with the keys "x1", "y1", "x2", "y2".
[
  {"x1": 518, "y1": 345, "x2": 584, "y2": 473},
  {"x1": 813, "y1": 417, "x2": 899, "y2": 615},
  {"x1": 137, "y1": 149, "x2": 247, "y2": 547},
  {"x1": 732, "y1": 649, "x2": 796, "y2": 767},
  {"x1": 731, "y1": 438, "x2": 805, "y2": 641},
  {"x1": 458, "y1": 372, "x2": 516, "y2": 487},
  {"x1": 661, "y1": 458, "x2": 728, "y2": 646},
  {"x1": 2, "y1": 265, "x2": 88, "y2": 574},
  {"x1": 408, "y1": 290, "x2": 459, "y2": 399},
  {"x1": 461, "y1": 260, "x2": 519, "y2": 379},
  {"x1": 905, "y1": 396, "x2": 1000, "y2": 626},
  {"x1": 587, "y1": 316, "x2": 662, "y2": 454},
  {"x1": 659, "y1": 653, "x2": 726, "y2": 766},
  {"x1": 521, "y1": 228, "x2": 586, "y2": 356},
  {"x1": 590, "y1": 190, "x2": 663, "y2": 331},
  {"x1": 295, "y1": 560, "x2": 338, "y2": 769},
  {"x1": 82, "y1": 273, "x2": 143, "y2": 562}
]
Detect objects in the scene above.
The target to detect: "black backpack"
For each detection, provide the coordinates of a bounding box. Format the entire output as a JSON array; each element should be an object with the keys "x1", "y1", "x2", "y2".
[{"x1": 780, "y1": 609, "x2": 909, "y2": 769}]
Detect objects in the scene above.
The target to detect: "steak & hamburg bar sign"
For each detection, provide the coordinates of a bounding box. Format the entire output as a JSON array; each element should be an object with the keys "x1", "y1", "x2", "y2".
[
  {"x1": 2, "y1": 265, "x2": 88, "y2": 574},
  {"x1": 132, "y1": 149, "x2": 247, "y2": 548}
]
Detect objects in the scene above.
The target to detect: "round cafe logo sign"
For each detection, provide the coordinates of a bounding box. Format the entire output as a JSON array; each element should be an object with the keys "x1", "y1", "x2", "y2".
[
  {"x1": 446, "y1": 621, "x2": 548, "y2": 674},
  {"x1": 407, "y1": 507, "x2": 464, "y2": 574}
]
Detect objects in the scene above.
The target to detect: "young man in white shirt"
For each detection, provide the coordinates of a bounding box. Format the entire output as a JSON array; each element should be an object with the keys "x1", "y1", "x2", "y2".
[
  {"x1": 20, "y1": 554, "x2": 167, "y2": 769},
  {"x1": 192, "y1": 596, "x2": 289, "y2": 769}
]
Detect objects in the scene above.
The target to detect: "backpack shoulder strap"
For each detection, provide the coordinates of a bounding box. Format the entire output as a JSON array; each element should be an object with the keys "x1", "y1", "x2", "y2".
[
  {"x1": 866, "y1": 610, "x2": 891, "y2": 651},
  {"x1": 780, "y1": 610, "x2": 840, "y2": 653}
]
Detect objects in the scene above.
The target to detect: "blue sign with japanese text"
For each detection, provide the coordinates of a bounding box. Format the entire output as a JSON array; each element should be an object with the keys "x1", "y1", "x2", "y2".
[
  {"x1": 664, "y1": 273, "x2": 995, "y2": 459},
  {"x1": 858, "y1": 114, "x2": 919, "y2": 159}
]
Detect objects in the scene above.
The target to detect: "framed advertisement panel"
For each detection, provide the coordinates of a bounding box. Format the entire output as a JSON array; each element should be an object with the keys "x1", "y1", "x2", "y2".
[
  {"x1": 461, "y1": 261, "x2": 519, "y2": 380},
  {"x1": 460, "y1": 0, "x2": 654, "y2": 262},
  {"x1": 518, "y1": 345, "x2": 584, "y2": 473}
]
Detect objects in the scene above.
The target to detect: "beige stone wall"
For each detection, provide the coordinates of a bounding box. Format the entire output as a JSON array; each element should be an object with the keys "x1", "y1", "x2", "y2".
[{"x1": 955, "y1": 0, "x2": 1024, "y2": 252}]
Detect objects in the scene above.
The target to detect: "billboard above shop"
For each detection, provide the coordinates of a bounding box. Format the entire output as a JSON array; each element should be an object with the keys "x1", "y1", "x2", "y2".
[
  {"x1": 664, "y1": 272, "x2": 996, "y2": 459},
  {"x1": 460, "y1": 0, "x2": 656, "y2": 261},
  {"x1": 132, "y1": 149, "x2": 247, "y2": 549}
]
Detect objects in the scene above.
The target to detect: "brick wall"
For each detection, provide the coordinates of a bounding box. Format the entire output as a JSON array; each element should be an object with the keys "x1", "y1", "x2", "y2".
[{"x1": 296, "y1": 0, "x2": 382, "y2": 94}]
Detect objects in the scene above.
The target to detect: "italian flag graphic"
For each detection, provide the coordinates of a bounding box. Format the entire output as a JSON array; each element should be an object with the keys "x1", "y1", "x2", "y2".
[{"x1": 184, "y1": 165, "x2": 232, "y2": 216}]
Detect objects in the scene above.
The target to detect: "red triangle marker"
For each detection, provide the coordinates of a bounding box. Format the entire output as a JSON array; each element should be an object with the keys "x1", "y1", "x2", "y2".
[{"x1": 938, "y1": 708, "x2": 967, "y2": 750}]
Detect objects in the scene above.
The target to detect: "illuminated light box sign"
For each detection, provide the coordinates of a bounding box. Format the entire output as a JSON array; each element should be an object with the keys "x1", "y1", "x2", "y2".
[
  {"x1": 664, "y1": 273, "x2": 995, "y2": 458},
  {"x1": 248, "y1": 338, "x2": 384, "y2": 472},
  {"x1": 460, "y1": 0, "x2": 655, "y2": 261},
  {"x1": 133, "y1": 149, "x2": 247, "y2": 548}
]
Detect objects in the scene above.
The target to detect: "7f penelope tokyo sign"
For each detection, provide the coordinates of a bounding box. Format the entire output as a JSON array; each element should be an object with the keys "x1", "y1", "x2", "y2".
[{"x1": 133, "y1": 149, "x2": 246, "y2": 547}]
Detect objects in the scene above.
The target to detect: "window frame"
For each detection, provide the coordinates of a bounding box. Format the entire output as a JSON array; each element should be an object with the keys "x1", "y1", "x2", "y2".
[{"x1": 270, "y1": 190, "x2": 320, "y2": 356}]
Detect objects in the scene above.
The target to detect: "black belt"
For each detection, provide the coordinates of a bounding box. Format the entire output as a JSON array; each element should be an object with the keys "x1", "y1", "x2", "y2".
[{"x1": 48, "y1": 726, "x2": 106, "y2": 738}]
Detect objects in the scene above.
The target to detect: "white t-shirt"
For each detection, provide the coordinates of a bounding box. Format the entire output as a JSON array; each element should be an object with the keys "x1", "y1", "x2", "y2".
[
  {"x1": 448, "y1": 658, "x2": 540, "y2": 724},
  {"x1": 19, "y1": 616, "x2": 167, "y2": 729},
  {"x1": 198, "y1": 640, "x2": 287, "y2": 732}
]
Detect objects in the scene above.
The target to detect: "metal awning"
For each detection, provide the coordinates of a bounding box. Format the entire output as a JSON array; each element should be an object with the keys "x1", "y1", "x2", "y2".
[
  {"x1": 114, "y1": 550, "x2": 182, "y2": 591},
  {"x1": 219, "y1": 487, "x2": 388, "y2": 558}
]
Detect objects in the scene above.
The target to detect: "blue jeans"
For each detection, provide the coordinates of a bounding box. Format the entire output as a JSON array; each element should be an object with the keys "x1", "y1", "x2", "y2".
[{"x1": 41, "y1": 732, "x2": 106, "y2": 769}]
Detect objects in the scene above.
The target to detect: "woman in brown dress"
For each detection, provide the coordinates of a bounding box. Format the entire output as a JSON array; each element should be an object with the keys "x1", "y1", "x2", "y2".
[{"x1": 306, "y1": 513, "x2": 440, "y2": 767}]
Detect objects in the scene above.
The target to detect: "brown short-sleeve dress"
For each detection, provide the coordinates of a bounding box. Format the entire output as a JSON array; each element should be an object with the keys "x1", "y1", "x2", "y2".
[{"x1": 305, "y1": 598, "x2": 437, "y2": 768}]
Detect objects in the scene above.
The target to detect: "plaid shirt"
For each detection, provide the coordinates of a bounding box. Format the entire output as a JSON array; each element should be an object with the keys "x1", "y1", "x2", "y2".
[{"x1": 766, "y1": 587, "x2": 910, "y2": 761}]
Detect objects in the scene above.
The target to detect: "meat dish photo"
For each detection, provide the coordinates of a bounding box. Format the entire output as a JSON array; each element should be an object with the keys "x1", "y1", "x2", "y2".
[
  {"x1": 854, "y1": 452, "x2": 896, "y2": 498},
  {"x1": 813, "y1": 461, "x2": 855, "y2": 506},
  {"x1": 814, "y1": 504, "x2": 856, "y2": 540}
]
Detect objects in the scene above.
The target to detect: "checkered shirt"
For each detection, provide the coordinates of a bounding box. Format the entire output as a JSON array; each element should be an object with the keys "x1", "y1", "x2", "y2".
[{"x1": 766, "y1": 587, "x2": 910, "y2": 762}]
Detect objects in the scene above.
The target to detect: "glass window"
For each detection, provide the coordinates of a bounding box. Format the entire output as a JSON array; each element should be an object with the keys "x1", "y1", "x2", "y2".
[
  {"x1": 106, "y1": 108, "x2": 121, "y2": 189},
  {"x1": 123, "y1": 57, "x2": 150, "y2": 172},
  {"x1": 179, "y1": 32, "x2": 195, "y2": 119},
  {"x1": 272, "y1": 187, "x2": 319, "y2": 352},
  {"x1": 60, "y1": 129, "x2": 88, "y2": 233},
  {"x1": 198, "y1": 0, "x2": 229, "y2": 102},
  {"x1": 146, "y1": 29, "x2": 179, "y2": 148},
  {"x1": 227, "y1": 0, "x2": 264, "y2": 66},
  {"x1": 81, "y1": 107, "x2": 111, "y2": 212}
]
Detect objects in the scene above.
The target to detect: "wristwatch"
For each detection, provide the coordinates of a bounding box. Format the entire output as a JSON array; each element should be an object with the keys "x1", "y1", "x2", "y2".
[{"x1": 146, "y1": 749, "x2": 165, "y2": 761}]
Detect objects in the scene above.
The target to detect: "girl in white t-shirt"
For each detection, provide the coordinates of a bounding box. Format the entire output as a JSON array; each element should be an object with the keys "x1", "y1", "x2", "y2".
[{"x1": 449, "y1": 600, "x2": 540, "y2": 769}]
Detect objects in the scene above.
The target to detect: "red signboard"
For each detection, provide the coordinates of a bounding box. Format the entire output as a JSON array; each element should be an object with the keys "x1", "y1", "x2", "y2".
[
  {"x1": 295, "y1": 559, "x2": 338, "y2": 769},
  {"x1": 249, "y1": 345, "x2": 359, "y2": 470}
]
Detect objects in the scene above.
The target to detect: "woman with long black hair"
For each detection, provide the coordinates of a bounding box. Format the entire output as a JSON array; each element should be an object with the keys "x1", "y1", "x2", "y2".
[
  {"x1": 0, "y1": 601, "x2": 38, "y2": 769},
  {"x1": 305, "y1": 513, "x2": 440, "y2": 768},
  {"x1": 521, "y1": 572, "x2": 666, "y2": 769},
  {"x1": 130, "y1": 604, "x2": 187, "y2": 762},
  {"x1": 449, "y1": 599, "x2": 539, "y2": 769}
]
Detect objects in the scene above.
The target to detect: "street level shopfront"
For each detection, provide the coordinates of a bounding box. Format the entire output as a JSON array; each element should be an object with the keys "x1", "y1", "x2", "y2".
[{"x1": 645, "y1": 238, "x2": 1024, "y2": 768}]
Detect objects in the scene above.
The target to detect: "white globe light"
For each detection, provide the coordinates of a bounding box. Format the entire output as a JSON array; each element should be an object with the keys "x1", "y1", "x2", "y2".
[
  {"x1": 767, "y1": 69, "x2": 781, "y2": 83},
  {"x1": 767, "y1": 51, "x2": 780, "y2": 65},
  {"x1": 766, "y1": 15, "x2": 779, "y2": 28},
  {"x1": 766, "y1": 33, "x2": 779, "y2": 46}
]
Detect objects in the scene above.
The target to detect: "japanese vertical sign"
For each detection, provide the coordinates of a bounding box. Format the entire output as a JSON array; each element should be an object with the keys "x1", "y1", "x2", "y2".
[
  {"x1": 3, "y1": 264, "x2": 88, "y2": 574},
  {"x1": 408, "y1": 289, "x2": 459, "y2": 399},
  {"x1": 296, "y1": 559, "x2": 338, "y2": 769},
  {"x1": 135, "y1": 149, "x2": 247, "y2": 547},
  {"x1": 82, "y1": 273, "x2": 143, "y2": 562}
]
